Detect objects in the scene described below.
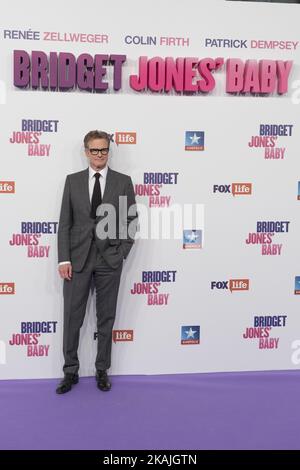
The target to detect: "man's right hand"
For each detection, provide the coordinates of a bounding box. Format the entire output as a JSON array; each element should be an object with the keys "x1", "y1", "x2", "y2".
[{"x1": 58, "y1": 263, "x2": 72, "y2": 280}]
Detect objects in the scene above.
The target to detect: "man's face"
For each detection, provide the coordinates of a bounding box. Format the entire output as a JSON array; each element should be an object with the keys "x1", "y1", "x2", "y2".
[{"x1": 85, "y1": 138, "x2": 109, "y2": 170}]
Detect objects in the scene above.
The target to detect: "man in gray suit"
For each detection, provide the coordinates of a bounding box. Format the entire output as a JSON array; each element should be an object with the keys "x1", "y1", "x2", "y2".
[{"x1": 56, "y1": 130, "x2": 137, "y2": 394}]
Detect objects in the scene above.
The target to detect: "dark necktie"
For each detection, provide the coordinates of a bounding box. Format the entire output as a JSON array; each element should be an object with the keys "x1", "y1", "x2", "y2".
[{"x1": 90, "y1": 173, "x2": 102, "y2": 218}]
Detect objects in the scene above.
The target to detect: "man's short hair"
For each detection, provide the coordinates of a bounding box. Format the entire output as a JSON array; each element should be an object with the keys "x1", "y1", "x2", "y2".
[{"x1": 84, "y1": 130, "x2": 111, "y2": 148}]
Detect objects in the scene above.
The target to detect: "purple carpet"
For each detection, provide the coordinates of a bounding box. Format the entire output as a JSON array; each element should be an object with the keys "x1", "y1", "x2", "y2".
[{"x1": 0, "y1": 371, "x2": 299, "y2": 450}]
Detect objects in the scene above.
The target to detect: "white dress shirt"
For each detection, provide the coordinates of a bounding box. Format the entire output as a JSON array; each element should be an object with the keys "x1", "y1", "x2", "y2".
[
  {"x1": 88, "y1": 165, "x2": 108, "y2": 202},
  {"x1": 59, "y1": 165, "x2": 108, "y2": 266}
]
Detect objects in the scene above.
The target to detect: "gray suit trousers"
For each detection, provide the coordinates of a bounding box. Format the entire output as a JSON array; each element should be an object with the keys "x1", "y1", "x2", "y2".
[{"x1": 62, "y1": 241, "x2": 122, "y2": 374}]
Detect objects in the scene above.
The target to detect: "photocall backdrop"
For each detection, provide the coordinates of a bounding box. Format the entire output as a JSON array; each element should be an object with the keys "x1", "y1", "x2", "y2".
[{"x1": 1, "y1": 0, "x2": 300, "y2": 379}]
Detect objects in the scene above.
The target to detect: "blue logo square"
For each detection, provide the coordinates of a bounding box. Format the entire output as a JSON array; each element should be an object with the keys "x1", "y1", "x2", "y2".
[
  {"x1": 181, "y1": 326, "x2": 200, "y2": 345},
  {"x1": 185, "y1": 131, "x2": 204, "y2": 151}
]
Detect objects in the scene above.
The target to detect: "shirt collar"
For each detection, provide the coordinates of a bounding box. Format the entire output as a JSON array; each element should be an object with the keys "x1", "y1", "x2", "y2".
[{"x1": 89, "y1": 165, "x2": 108, "y2": 181}]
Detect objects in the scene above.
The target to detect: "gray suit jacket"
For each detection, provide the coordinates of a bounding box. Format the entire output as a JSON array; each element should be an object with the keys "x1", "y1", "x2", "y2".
[{"x1": 58, "y1": 167, "x2": 137, "y2": 271}]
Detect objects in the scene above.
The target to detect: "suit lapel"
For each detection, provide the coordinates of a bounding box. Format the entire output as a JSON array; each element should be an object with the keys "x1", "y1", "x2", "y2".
[
  {"x1": 102, "y1": 167, "x2": 115, "y2": 204},
  {"x1": 82, "y1": 168, "x2": 90, "y2": 213}
]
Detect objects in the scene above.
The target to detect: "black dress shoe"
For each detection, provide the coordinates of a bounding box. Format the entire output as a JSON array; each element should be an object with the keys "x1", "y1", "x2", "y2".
[
  {"x1": 56, "y1": 373, "x2": 79, "y2": 394},
  {"x1": 96, "y1": 370, "x2": 111, "y2": 391}
]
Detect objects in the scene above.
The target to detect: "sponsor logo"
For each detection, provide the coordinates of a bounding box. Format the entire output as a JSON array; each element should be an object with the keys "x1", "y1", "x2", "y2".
[
  {"x1": 211, "y1": 279, "x2": 249, "y2": 292},
  {"x1": 0, "y1": 181, "x2": 15, "y2": 193},
  {"x1": 0, "y1": 283, "x2": 15, "y2": 295},
  {"x1": 183, "y1": 230, "x2": 202, "y2": 249},
  {"x1": 185, "y1": 131, "x2": 204, "y2": 151},
  {"x1": 114, "y1": 132, "x2": 136, "y2": 145},
  {"x1": 294, "y1": 276, "x2": 300, "y2": 295},
  {"x1": 213, "y1": 183, "x2": 252, "y2": 196},
  {"x1": 181, "y1": 326, "x2": 200, "y2": 345},
  {"x1": 112, "y1": 330, "x2": 134, "y2": 342}
]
